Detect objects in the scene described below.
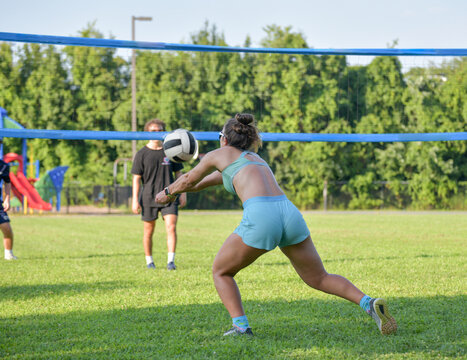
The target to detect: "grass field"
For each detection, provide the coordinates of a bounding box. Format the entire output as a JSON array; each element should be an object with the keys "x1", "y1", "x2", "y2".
[{"x1": 0, "y1": 211, "x2": 466, "y2": 359}]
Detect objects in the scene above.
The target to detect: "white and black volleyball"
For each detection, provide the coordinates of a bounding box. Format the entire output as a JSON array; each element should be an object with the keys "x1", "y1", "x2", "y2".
[{"x1": 163, "y1": 129, "x2": 199, "y2": 163}]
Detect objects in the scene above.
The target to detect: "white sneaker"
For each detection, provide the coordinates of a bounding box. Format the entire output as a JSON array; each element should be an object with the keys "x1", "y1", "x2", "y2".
[
  {"x1": 369, "y1": 298, "x2": 397, "y2": 335},
  {"x1": 5, "y1": 254, "x2": 18, "y2": 260}
]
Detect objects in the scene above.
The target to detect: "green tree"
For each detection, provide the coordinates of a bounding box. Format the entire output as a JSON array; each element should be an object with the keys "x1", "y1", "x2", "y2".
[
  {"x1": 0, "y1": 43, "x2": 19, "y2": 111},
  {"x1": 5, "y1": 43, "x2": 75, "y2": 178},
  {"x1": 64, "y1": 24, "x2": 125, "y2": 184},
  {"x1": 0, "y1": 43, "x2": 22, "y2": 154},
  {"x1": 1, "y1": 23, "x2": 465, "y2": 209},
  {"x1": 402, "y1": 58, "x2": 467, "y2": 208}
]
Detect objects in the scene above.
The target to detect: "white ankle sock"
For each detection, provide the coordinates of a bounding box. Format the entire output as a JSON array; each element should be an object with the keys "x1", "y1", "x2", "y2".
[
  {"x1": 145, "y1": 256, "x2": 154, "y2": 265},
  {"x1": 5, "y1": 249, "x2": 13, "y2": 258},
  {"x1": 167, "y1": 252, "x2": 175, "y2": 263}
]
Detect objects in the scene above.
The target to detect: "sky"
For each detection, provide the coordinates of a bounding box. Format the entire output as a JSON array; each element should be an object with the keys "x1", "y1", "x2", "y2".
[{"x1": 2, "y1": 0, "x2": 466, "y2": 51}]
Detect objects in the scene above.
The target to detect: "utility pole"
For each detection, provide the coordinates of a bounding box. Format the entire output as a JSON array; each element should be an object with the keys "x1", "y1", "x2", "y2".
[{"x1": 131, "y1": 16, "x2": 152, "y2": 159}]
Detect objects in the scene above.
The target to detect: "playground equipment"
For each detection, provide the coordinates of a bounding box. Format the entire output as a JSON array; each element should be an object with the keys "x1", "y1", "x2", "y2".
[
  {"x1": 3, "y1": 153, "x2": 52, "y2": 211},
  {"x1": 35, "y1": 166, "x2": 69, "y2": 211},
  {"x1": 0, "y1": 107, "x2": 68, "y2": 212}
]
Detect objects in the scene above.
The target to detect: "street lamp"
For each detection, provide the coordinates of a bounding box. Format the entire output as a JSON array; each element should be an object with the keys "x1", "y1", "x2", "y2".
[{"x1": 131, "y1": 15, "x2": 152, "y2": 159}]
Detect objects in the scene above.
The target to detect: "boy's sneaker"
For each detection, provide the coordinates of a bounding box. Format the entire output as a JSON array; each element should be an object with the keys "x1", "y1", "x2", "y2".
[
  {"x1": 369, "y1": 298, "x2": 397, "y2": 335},
  {"x1": 4, "y1": 254, "x2": 17, "y2": 260},
  {"x1": 147, "y1": 262, "x2": 155, "y2": 269},
  {"x1": 166, "y1": 261, "x2": 176, "y2": 270},
  {"x1": 223, "y1": 325, "x2": 253, "y2": 336}
]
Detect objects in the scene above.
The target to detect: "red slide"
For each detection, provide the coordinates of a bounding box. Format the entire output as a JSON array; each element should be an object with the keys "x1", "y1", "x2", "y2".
[{"x1": 3, "y1": 153, "x2": 52, "y2": 211}]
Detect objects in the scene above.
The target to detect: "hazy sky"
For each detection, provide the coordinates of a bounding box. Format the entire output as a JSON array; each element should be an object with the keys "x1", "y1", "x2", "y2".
[{"x1": 2, "y1": 0, "x2": 466, "y2": 51}]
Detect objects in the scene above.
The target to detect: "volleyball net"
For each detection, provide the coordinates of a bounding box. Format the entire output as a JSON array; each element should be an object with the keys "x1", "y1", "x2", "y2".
[
  {"x1": 0, "y1": 31, "x2": 466, "y2": 142},
  {"x1": 0, "y1": 29, "x2": 466, "y2": 210}
]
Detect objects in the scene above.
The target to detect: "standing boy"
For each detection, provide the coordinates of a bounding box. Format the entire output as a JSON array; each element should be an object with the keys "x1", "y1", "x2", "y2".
[{"x1": 131, "y1": 119, "x2": 186, "y2": 270}]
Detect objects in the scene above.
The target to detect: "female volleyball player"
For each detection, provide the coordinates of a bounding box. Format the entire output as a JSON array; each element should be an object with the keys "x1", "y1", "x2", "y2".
[{"x1": 155, "y1": 113, "x2": 397, "y2": 336}]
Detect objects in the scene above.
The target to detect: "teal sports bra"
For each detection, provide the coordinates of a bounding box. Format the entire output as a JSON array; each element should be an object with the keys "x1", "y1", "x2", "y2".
[{"x1": 222, "y1": 151, "x2": 268, "y2": 195}]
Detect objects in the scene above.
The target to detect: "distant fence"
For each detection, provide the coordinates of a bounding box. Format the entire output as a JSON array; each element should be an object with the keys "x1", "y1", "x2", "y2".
[
  {"x1": 322, "y1": 181, "x2": 467, "y2": 210},
  {"x1": 12, "y1": 182, "x2": 467, "y2": 214},
  {"x1": 21, "y1": 185, "x2": 242, "y2": 214}
]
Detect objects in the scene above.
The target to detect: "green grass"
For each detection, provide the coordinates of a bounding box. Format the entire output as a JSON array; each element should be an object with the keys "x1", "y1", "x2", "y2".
[{"x1": 1, "y1": 211, "x2": 466, "y2": 359}]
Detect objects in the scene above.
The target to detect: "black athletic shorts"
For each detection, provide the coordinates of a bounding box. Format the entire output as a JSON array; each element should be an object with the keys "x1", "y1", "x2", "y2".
[
  {"x1": 0, "y1": 209, "x2": 10, "y2": 224},
  {"x1": 141, "y1": 203, "x2": 178, "y2": 222}
]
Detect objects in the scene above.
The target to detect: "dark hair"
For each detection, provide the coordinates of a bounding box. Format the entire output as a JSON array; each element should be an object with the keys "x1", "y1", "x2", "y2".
[
  {"x1": 223, "y1": 113, "x2": 262, "y2": 151},
  {"x1": 144, "y1": 118, "x2": 165, "y2": 131}
]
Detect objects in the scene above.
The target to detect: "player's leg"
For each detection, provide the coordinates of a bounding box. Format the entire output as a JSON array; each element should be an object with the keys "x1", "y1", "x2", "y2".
[
  {"x1": 141, "y1": 207, "x2": 158, "y2": 268},
  {"x1": 281, "y1": 236, "x2": 397, "y2": 334},
  {"x1": 162, "y1": 213, "x2": 177, "y2": 270},
  {"x1": 143, "y1": 220, "x2": 156, "y2": 268},
  {"x1": 1, "y1": 221, "x2": 15, "y2": 260},
  {"x1": 212, "y1": 233, "x2": 267, "y2": 334},
  {"x1": 143, "y1": 220, "x2": 156, "y2": 256},
  {"x1": 281, "y1": 236, "x2": 364, "y2": 303},
  {"x1": 162, "y1": 202, "x2": 178, "y2": 270}
]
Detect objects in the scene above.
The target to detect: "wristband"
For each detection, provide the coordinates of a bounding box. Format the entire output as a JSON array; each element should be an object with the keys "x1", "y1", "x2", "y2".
[{"x1": 164, "y1": 187, "x2": 176, "y2": 201}]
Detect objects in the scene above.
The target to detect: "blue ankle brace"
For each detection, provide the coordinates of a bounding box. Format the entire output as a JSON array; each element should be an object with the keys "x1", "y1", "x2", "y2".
[
  {"x1": 232, "y1": 315, "x2": 249, "y2": 331},
  {"x1": 359, "y1": 295, "x2": 372, "y2": 313}
]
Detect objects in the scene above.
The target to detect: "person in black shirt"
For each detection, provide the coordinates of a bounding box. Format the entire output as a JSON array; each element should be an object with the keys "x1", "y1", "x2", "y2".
[
  {"x1": 131, "y1": 119, "x2": 186, "y2": 270},
  {"x1": 0, "y1": 154, "x2": 15, "y2": 260}
]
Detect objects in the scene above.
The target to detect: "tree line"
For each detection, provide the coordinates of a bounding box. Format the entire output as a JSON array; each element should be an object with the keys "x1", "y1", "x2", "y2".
[{"x1": 0, "y1": 23, "x2": 465, "y2": 209}]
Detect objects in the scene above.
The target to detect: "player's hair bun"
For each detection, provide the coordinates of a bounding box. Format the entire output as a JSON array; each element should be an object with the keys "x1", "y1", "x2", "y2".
[
  {"x1": 234, "y1": 113, "x2": 254, "y2": 126},
  {"x1": 223, "y1": 113, "x2": 262, "y2": 151}
]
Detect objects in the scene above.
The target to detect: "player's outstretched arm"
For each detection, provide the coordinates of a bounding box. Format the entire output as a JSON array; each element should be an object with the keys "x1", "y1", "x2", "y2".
[
  {"x1": 156, "y1": 151, "x2": 219, "y2": 204},
  {"x1": 174, "y1": 171, "x2": 187, "y2": 208},
  {"x1": 186, "y1": 171, "x2": 222, "y2": 192}
]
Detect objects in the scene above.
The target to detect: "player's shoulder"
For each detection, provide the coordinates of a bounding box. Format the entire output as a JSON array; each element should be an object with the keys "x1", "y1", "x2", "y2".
[
  {"x1": 205, "y1": 146, "x2": 231, "y2": 158},
  {"x1": 212, "y1": 146, "x2": 244, "y2": 161},
  {"x1": 136, "y1": 145, "x2": 150, "y2": 154},
  {"x1": 136, "y1": 146, "x2": 156, "y2": 158},
  {"x1": 134, "y1": 147, "x2": 144, "y2": 158},
  {"x1": 197, "y1": 147, "x2": 234, "y2": 171}
]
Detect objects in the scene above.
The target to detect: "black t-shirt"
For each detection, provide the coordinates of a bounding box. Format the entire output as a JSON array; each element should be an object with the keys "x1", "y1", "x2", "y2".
[
  {"x1": 0, "y1": 160, "x2": 10, "y2": 203},
  {"x1": 131, "y1": 146, "x2": 183, "y2": 208}
]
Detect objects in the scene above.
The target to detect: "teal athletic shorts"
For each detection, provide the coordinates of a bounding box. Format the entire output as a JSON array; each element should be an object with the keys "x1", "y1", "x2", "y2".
[{"x1": 234, "y1": 195, "x2": 310, "y2": 251}]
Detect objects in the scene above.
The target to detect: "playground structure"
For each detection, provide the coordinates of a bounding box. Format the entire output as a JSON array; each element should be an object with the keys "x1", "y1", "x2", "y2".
[{"x1": 0, "y1": 107, "x2": 68, "y2": 212}]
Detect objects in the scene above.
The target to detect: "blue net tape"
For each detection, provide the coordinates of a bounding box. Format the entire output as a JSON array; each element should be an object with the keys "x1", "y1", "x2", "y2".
[
  {"x1": 1, "y1": 33, "x2": 465, "y2": 144},
  {"x1": 0, "y1": 129, "x2": 465, "y2": 142},
  {"x1": 0, "y1": 32, "x2": 466, "y2": 56}
]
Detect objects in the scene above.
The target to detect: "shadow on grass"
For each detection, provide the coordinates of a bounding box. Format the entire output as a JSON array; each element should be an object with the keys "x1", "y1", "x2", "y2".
[
  {"x1": 1, "y1": 296, "x2": 465, "y2": 359},
  {"x1": 0, "y1": 281, "x2": 132, "y2": 301},
  {"x1": 257, "y1": 252, "x2": 463, "y2": 268},
  {"x1": 23, "y1": 252, "x2": 140, "y2": 260}
]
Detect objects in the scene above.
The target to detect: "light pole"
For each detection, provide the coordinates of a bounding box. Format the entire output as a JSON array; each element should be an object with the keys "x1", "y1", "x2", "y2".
[{"x1": 131, "y1": 15, "x2": 152, "y2": 159}]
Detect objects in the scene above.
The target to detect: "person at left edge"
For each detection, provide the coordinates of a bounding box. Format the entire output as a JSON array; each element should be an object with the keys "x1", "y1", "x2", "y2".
[
  {"x1": 0, "y1": 144, "x2": 16, "y2": 261},
  {"x1": 131, "y1": 119, "x2": 186, "y2": 270}
]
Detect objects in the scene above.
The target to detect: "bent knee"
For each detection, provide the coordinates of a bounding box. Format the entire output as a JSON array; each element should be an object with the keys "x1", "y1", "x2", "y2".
[
  {"x1": 212, "y1": 263, "x2": 237, "y2": 279},
  {"x1": 306, "y1": 270, "x2": 329, "y2": 289}
]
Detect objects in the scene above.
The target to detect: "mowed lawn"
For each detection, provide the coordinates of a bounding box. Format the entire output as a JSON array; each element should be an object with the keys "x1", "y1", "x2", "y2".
[{"x1": 0, "y1": 211, "x2": 465, "y2": 359}]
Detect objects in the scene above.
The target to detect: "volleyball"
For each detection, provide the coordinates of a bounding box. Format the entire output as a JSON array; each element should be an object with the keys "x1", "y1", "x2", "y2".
[{"x1": 163, "y1": 129, "x2": 199, "y2": 163}]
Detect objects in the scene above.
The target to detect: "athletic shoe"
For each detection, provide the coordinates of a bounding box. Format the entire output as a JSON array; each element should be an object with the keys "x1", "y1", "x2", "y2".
[
  {"x1": 147, "y1": 262, "x2": 156, "y2": 269},
  {"x1": 4, "y1": 254, "x2": 17, "y2": 260},
  {"x1": 223, "y1": 325, "x2": 253, "y2": 336},
  {"x1": 369, "y1": 298, "x2": 397, "y2": 335},
  {"x1": 166, "y1": 261, "x2": 176, "y2": 271}
]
